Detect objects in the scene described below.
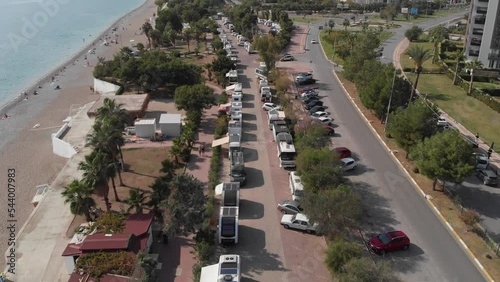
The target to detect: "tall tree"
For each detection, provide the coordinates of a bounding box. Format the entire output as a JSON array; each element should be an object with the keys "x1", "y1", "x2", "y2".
[
  {"x1": 465, "y1": 59, "x2": 483, "y2": 94},
  {"x1": 429, "y1": 25, "x2": 449, "y2": 64},
  {"x1": 410, "y1": 130, "x2": 476, "y2": 190},
  {"x1": 61, "y1": 180, "x2": 96, "y2": 222},
  {"x1": 328, "y1": 19, "x2": 335, "y2": 34},
  {"x1": 183, "y1": 28, "x2": 193, "y2": 52},
  {"x1": 404, "y1": 25, "x2": 423, "y2": 42},
  {"x1": 142, "y1": 22, "x2": 153, "y2": 48},
  {"x1": 405, "y1": 45, "x2": 432, "y2": 103},
  {"x1": 342, "y1": 19, "x2": 350, "y2": 30},
  {"x1": 296, "y1": 148, "x2": 345, "y2": 193},
  {"x1": 253, "y1": 34, "x2": 283, "y2": 75},
  {"x1": 302, "y1": 185, "x2": 362, "y2": 237},
  {"x1": 79, "y1": 150, "x2": 115, "y2": 211},
  {"x1": 174, "y1": 84, "x2": 215, "y2": 113},
  {"x1": 387, "y1": 100, "x2": 438, "y2": 156},
  {"x1": 452, "y1": 50, "x2": 465, "y2": 85},
  {"x1": 124, "y1": 189, "x2": 146, "y2": 214},
  {"x1": 294, "y1": 120, "x2": 331, "y2": 151},
  {"x1": 163, "y1": 173, "x2": 206, "y2": 236},
  {"x1": 324, "y1": 238, "x2": 363, "y2": 275}
]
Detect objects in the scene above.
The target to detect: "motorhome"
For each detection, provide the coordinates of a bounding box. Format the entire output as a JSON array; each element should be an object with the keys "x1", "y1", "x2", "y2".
[
  {"x1": 226, "y1": 70, "x2": 238, "y2": 85},
  {"x1": 221, "y1": 182, "x2": 240, "y2": 207},
  {"x1": 255, "y1": 67, "x2": 267, "y2": 80},
  {"x1": 217, "y1": 255, "x2": 241, "y2": 282},
  {"x1": 231, "y1": 102, "x2": 242, "y2": 113},
  {"x1": 259, "y1": 79, "x2": 268, "y2": 88},
  {"x1": 260, "y1": 86, "x2": 271, "y2": 94},
  {"x1": 260, "y1": 90, "x2": 271, "y2": 102},
  {"x1": 276, "y1": 132, "x2": 293, "y2": 144},
  {"x1": 232, "y1": 91, "x2": 242, "y2": 103},
  {"x1": 228, "y1": 124, "x2": 242, "y2": 159},
  {"x1": 272, "y1": 123, "x2": 290, "y2": 142},
  {"x1": 218, "y1": 207, "x2": 239, "y2": 245},
  {"x1": 237, "y1": 36, "x2": 246, "y2": 46},
  {"x1": 244, "y1": 42, "x2": 254, "y2": 54},
  {"x1": 289, "y1": 171, "x2": 303, "y2": 200},
  {"x1": 278, "y1": 142, "x2": 297, "y2": 168},
  {"x1": 268, "y1": 113, "x2": 286, "y2": 130},
  {"x1": 230, "y1": 151, "x2": 247, "y2": 185},
  {"x1": 230, "y1": 111, "x2": 242, "y2": 123}
]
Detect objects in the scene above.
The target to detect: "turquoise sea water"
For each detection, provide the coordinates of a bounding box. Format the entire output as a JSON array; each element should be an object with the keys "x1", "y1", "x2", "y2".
[{"x1": 0, "y1": 0, "x2": 144, "y2": 108}]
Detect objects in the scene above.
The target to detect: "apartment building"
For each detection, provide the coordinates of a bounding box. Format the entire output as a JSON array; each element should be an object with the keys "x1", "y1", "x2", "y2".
[{"x1": 465, "y1": 0, "x2": 500, "y2": 68}]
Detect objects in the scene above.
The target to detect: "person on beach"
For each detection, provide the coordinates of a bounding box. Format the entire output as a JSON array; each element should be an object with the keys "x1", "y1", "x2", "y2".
[{"x1": 2, "y1": 114, "x2": 9, "y2": 120}]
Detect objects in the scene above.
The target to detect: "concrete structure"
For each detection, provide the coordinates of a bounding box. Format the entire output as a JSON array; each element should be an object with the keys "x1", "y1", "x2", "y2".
[
  {"x1": 134, "y1": 118, "x2": 156, "y2": 138},
  {"x1": 87, "y1": 94, "x2": 150, "y2": 120},
  {"x1": 465, "y1": 0, "x2": 500, "y2": 68},
  {"x1": 93, "y1": 78, "x2": 121, "y2": 95},
  {"x1": 52, "y1": 123, "x2": 78, "y2": 158},
  {"x1": 159, "y1": 113, "x2": 181, "y2": 137}
]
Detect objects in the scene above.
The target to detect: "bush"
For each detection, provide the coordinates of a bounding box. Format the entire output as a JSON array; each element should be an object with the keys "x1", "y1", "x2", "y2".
[
  {"x1": 324, "y1": 238, "x2": 363, "y2": 275},
  {"x1": 459, "y1": 209, "x2": 482, "y2": 230}
]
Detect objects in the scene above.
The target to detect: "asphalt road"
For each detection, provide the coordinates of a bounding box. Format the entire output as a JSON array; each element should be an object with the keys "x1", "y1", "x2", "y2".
[{"x1": 293, "y1": 16, "x2": 486, "y2": 282}]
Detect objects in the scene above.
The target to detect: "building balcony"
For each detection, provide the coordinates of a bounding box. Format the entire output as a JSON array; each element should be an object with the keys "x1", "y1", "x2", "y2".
[
  {"x1": 476, "y1": 7, "x2": 488, "y2": 14},
  {"x1": 478, "y1": 0, "x2": 489, "y2": 2},
  {"x1": 488, "y1": 53, "x2": 500, "y2": 60},
  {"x1": 472, "y1": 28, "x2": 484, "y2": 35},
  {"x1": 470, "y1": 38, "x2": 482, "y2": 46},
  {"x1": 474, "y1": 16, "x2": 486, "y2": 25},
  {"x1": 469, "y1": 50, "x2": 479, "y2": 57}
]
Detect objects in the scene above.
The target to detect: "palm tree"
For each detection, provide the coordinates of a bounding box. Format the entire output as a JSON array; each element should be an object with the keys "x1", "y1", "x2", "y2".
[
  {"x1": 465, "y1": 59, "x2": 483, "y2": 95},
  {"x1": 429, "y1": 26, "x2": 448, "y2": 64},
  {"x1": 328, "y1": 19, "x2": 335, "y2": 34},
  {"x1": 96, "y1": 98, "x2": 128, "y2": 168},
  {"x1": 150, "y1": 29, "x2": 162, "y2": 48},
  {"x1": 61, "y1": 180, "x2": 96, "y2": 222},
  {"x1": 452, "y1": 50, "x2": 465, "y2": 85},
  {"x1": 79, "y1": 151, "x2": 115, "y2": 211},
  {"x1": 204, "y1": 63, "x2": 213, "y2": 81},
  {"x1": 160, "y1": 158, "x2": 177, "y2": 182},
  {"x1": 119, "y1": 47, "x2": 133, "y2": 62},
  {"x1": 142, "y1": 22, "x2": 153, "y2": 48},
  {"x1": 124, "y1": 189, "x2": 146, "y2": 214},
  {"x1": 170, "y1": 137, "x2": 185, "y2": 164},
  {"x1": 404, "y1": 45, "x2": 433, "y2": 103},
  {"x1": 342, "y1": 19, "x2": 350, "y2": 31},
  {"x1": 183, "y1": 28, "x2": 193, "y2": 52}
]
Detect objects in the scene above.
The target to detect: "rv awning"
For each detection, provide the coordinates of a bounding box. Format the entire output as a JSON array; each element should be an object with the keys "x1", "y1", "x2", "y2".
[
  {"x1": 225, "y1": 84, "x2": 236, "y2": 91},
  {"x1": 269, "y1": 110, "x2": 286, "y2": 119},
  {"x1": 215, "y1": 183, "x2": 224, "y2": 196},
  {"x1": 219, "y1": 102, "x2": 231, "y2": 108},
  {"x1": 200, "y1": 264, "x2": 219, "y2": 282},
  {"x1": 212, "y1": 136, "x2": 229, "y2": 147}
]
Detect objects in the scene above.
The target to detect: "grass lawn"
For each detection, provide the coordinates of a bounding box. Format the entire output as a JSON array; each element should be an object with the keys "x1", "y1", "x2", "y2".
[
  {"x1": 400, "y1": 42, "x2": 441, "y2": 71},
  {"x1": 291, "y1": 16, "x2": 322, "y2": 24},
  {"x1": 406, "y1": 73, "x2": 500, "y2": 146}
]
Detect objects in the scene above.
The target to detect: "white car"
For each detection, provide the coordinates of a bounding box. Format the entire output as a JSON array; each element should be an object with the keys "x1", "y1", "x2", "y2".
[
  {"x1": 262, "y1": 103, "x2": 280, "y2": 111},
  {"x1": 281, "y1": 213, "x2": 318, "y2": 233},
  {"x1": 295, "y1": 72, "x2": 313, "y2": 82},
  {"x1": 340, "y1": 157, "x2": 357, "y2": 171},
  {"x1": 311, "y1": 39, "x2": 318, "y2": 44},
  {"x1": 437, "y1": 117, "x2": 447, "y2": 127},
  {"x1": 318, "y1": 117, "x2": 334, "y2": 125},
  {"x1": 474, "y1": 153, "x2": 489, "y2": 169},
  {"x1": 310, "y1": 111, "x2": 329, "y2": 118}
]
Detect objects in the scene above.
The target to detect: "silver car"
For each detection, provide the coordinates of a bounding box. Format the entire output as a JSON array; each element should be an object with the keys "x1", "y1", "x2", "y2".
[
  {"x1": 475, "y1": 169, "x2": 498, "y2": 186},
  {"x1": 277, "y1": 200, "x2": 303, "y2": 214}
]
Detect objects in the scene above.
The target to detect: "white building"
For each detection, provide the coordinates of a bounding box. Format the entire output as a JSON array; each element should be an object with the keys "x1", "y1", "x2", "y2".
[
  {"x1": 159, "y1": 113, "x2": 181, "y2": 137},
  {"x1": 134, "y1": 118, "x2": 156, "y2": 138},
  {"x1": 465, "y1": 0, "x2": 500, "y2": 68}
]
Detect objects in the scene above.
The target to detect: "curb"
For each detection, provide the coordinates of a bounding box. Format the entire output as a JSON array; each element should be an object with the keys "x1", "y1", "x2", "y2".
[{"x1": 318, "y1": 22, "x2": 496, "y2": 282}]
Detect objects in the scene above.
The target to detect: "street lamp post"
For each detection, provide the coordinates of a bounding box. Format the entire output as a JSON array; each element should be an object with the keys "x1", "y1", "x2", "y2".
[{"x1": 384, "y1": 68, "x2": 398, "y2": 131}]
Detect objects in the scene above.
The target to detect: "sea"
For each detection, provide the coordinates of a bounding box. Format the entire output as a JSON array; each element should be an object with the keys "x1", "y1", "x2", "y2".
[{"x1": 0, "y1": 0, "x2": 145, "y2": 108}]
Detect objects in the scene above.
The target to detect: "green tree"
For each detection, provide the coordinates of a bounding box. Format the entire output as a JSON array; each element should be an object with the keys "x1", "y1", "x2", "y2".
[
  {"x1": 324, "y1": 238, "x2": 363, "y2": 275},
  {"x1": 94, "y1": 212, "x2": 125, "y2": 234},
  {"x1": 452, "y1": 50, "x2": 465, "y2": 85},
  {"x1": 61, "y1": 180, "x2": 96, "y2": 222},
  {"x1": 183, "y1": 28, "x2": 193, "y2": 52},
  {"x1": 410, "y1": 130, "x2": 476, "y2": 190},
  {"x1": 294, "y1": 120, "x2": 331, "y2": 151},
  {"x1": 405, "y1": 45, "x2": 432, "y2": 102},
  {"x1": 342, "y1": 19, "x2": 350, "y2": 30},
  {"x1": 142, "y1": 22, "x2": 153, "y2": 48},
  {"x1": 137, "y1": 253, "x2": 158, "y2": 282},
  {"x1": 124, "y1": 189, "x2": 146, "y2": 214},
  {"x1": 296, "y1": 148, "x2": 345, "y2": 192},
  {"x1": 150, "y1": 29, "x2": 162, "y2": 48},
  {"x1": 340, "y1": 257, "x2": 401, "y2": 282},
  {"x1": 429, "y1": 25, "x2": 449, "y2": 64},
  {"x1": 302, "y1": 185, "x2": 362, "y2": 237},
  {"x1": 79, "y1": 150, "x2": 116, "y2": 211},
  {"x1": 328, "y1": 19, "x2": 335, "y2": 33},
  {"x1": 169, "y1": 137, "x2": 185, "y2": 165},
  {"x1": 381, "y1": 4, "x2": 398, "y2": 22},
  {"x1": 174, "y1": 84, "x2": 215, "y2": 113},
  {"x1": 253, "y1": 34, "x2": 283, "y2": 74},
  {"x1": 163, "y1": 173, "x2": 206, "y2": 236},
  {"x1": 387, "y1": 100, "x2": 438, "y2": 156},
  {"x1": 465, "y1": 59, "x2": 483, "y2": 94},
  {"x1": 405, "y1": 25, "x2": 423, "y2": 42}
]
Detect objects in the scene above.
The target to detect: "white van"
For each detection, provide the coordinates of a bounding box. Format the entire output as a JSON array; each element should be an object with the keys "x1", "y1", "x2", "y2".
[
  {"x1": 232, "y1": 91, "x2": 242, "y2": 103},
  {"x1": 289, "y1": 172, "x2": 304, "y2": 201}
]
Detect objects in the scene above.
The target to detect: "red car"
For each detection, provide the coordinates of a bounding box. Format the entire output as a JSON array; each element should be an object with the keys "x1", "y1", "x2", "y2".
[
  {"x1": 324, "y1": 125, "x2": 335, "y2": 135},
  {"x1": 334, "y1": 147, "x2": 351, "y2": 159},
  {"x1": 369, "y1": 231, "x2": 410, "y2": 255}
]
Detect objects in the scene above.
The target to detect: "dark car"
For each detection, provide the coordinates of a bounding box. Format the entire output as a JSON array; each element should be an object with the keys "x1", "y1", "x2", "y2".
[
  {"x1": 302, "y1": 96, "x2": 319, "y2": 104},
  {"x1": 305, "y1": 100, "x2": 323, "y2": 110},
  {"x1": 475, "y1": 169, "x2": 498, "y2": 186},
  {"x1": 334, "y1": 147, "x2": 351, "y2": 159},
  {"x1": 308, "y1": 106, "x2": 326, "y2": 114},
  {"x1": 298, "y1": 78, "x2": 316, "y2": 85},
  {"x1": 369, "y1": 231, "x2": 410, "y2": 255},
  {"x1": 324, "y1": 125, "x2": 335, "y2": 135},
  {"x1": 277, "y1": 200, "x2": 303, "y2": 214}
]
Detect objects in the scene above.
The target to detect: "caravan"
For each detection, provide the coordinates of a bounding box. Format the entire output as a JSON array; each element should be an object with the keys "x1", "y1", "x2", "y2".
[
  {"x1": 218, "y1": 207, "x2": 239, "y2": 245},
  {"x1": 289, "y1": 172, "x2": 303, "y2": 200}
]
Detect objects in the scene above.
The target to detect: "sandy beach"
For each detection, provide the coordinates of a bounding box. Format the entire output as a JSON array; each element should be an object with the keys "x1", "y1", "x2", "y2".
[{"x1": 0, "y1": 0, "x2": 157, "y2": 266}]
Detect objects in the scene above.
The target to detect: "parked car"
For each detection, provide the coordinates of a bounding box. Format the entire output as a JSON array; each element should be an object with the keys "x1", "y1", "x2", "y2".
[
  {"x1": 277, "y1": 200, "x2": 303, "y2": 214},
  {"x1": 340, "y1": 157, "x2": 357, "y2": 171},
  {"x1": 295, "y1": 73, "x2": 313, "y2": 82},
  {"x1": 311, "y1": 39, "x2": 318, "y2": 44},
  {"x1": 300, "y1": 91, "x2": 318, "y2": 99},
  {"x1": 308, "y1": 106, "x2": 326, "y2": 114},
  {"x1": 369, "y1": 231, "x2": 410, "y2": 255},
  {"x1": 302, "y1": 96, "x2": 319, "y2": 104},
  {"x1": 300, "y1": 87, "x2": 319, "y2": 93},
  {"x1": 334, "y1": 147, "x2": 352, "y2": 159},
  {"x1": 262, "y1": 103, "x2": 280, "y2": 111},
  {"x1": 280, "y1": 54, "x2": 295, "y2": 61},
  {"x1": 281, "y1": 213, "x2": 318, "y2": 233},
  {"x1": 475, "y1": 169, "x2": 498, "y2": 186},
  {"x1": 324, "y1": 125, "x2": 335, "y2": 135},
  {"x1": 297, "y1": 78, "x2": 316, "y2": 85},
  {"x1": 437, "y1": 117, "x2": 448, "y2": 127},
  {"x1": 305, "y1": 100, "x2": 323, "y2": 110},
  {"x1": 474, "y1": 153, "x2": 489, "y2": 169},
  {"x1": 318, "y1": 117, "x2": 334, "y2": 125},
  {"x1": 311, "y1": 111, "x2": 329, "y2": 118}
]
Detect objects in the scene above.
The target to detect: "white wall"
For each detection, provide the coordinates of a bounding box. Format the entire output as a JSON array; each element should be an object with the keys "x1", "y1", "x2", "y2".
[
  {"x1": 93, "y1": 78, "x2": 120, "y2": 95},
  {"x1": 64, "y1": 256, "x2": 75, "y2": 274},
  {"x1": 51, "y1": 123, "x2": 77, "y2": 158},
  {"x1": 135, "y1": 124, "x2": 156, "y2": 138},
  {"x1": 160, "y1": 123, "x2": 181, "y2": 137}
]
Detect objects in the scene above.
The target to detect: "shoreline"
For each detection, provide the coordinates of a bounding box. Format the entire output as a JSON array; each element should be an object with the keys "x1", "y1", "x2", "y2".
[{"x1": 0, "y1": 0, "x2": 149, "y2": 116}]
